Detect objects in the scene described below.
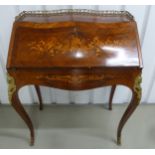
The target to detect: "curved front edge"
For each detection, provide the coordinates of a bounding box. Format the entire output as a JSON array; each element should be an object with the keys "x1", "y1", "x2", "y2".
[
  {"x1": 117, "y1": 73, "x2": 142, "y2": 145},
  {"x1": 7, "y1": 73, "x2": 34, "y2": 145}
]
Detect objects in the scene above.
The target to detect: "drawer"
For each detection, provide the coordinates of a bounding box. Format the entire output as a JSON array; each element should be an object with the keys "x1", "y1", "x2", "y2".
[
  {"x1": 12, "y1": 67, "x2": 136, "y2": 90},
  {"x1": 13, "y1": 69, "x2": 112, "y2": 90}
]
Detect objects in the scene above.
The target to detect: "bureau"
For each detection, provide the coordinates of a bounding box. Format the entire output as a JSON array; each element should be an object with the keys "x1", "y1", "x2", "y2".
[{"x1": 6, "y1": 10, "x2": 142, "y2": 146}]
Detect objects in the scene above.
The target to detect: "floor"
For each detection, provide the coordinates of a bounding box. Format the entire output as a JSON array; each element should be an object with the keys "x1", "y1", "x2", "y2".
[{"x1": 0, "y1": 104, "x2": 155, "y2": 149}]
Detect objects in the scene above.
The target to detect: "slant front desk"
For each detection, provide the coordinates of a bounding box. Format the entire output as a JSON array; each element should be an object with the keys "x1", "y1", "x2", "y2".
[{"x1": 7, "y1": 10, "x2": 143, "y2": 146}]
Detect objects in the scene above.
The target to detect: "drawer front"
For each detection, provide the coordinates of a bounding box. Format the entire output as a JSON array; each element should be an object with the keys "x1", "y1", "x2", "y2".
[{"x1": 13, "y1": 68, "x2": 136, "y2": 90}]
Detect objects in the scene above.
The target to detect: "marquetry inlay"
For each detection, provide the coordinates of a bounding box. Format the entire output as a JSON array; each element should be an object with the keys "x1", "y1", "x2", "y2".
[
  {"x1": 27, "y1": 36, "x2": 129, "y2": 57},
  {"x1": 36, "y1": 74, "x2": 106, "y2": 83}
]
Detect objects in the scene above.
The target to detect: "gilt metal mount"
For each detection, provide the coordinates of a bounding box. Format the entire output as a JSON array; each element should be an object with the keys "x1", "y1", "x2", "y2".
[
  {"x1": 7, "y1": 73, "x2": 16, "y2": 103},
  {"x1": 15, "y1": 9, "x2": 134, "y2": 21},
  {"x1": 133, "y1": 74, "x2": 142, "y2": 104}
]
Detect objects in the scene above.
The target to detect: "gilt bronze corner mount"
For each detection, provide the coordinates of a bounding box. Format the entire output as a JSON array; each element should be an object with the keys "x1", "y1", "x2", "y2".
[
  {"x1": 7, "y1": 73, "x2": 16, "y2": 103},
  {"x1": 134, "y1": 74, "x2": 142, "y2": 103}
]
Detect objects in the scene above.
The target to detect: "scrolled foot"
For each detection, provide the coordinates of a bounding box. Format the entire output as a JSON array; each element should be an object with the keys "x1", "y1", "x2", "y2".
[
  {"x1": 117, "y1": 136, "x2": 121, "y2": 145},
  {"x1": 39, "y1": 106, "x2": 43, "y2": 111},
  {"x1": 30, "y1": 136, "x2": 34, "y2": 146},
  {"x1": 109, "y1": 107, "x2": 112, "y2": 111}
]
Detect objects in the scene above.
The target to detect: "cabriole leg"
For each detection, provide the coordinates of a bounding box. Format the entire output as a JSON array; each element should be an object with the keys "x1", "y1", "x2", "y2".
[
  {"x1": 7, "y1": 73, "x2": 34, "y2": 145},
  {"x1": 117, "y1": 75, "x2": 142, "y2": 145},
  {"x1": 109, "y1": 85, "x2": 116, "y2": 110},
  {"x1": 34, "y1": 85, "x2": 43, "y2": 110}
]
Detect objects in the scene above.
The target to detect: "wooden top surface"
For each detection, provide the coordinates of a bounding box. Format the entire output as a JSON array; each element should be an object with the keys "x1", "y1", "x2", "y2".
[{"x1": 7, "y1": 10, "x2": 142, "y2": 69}]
